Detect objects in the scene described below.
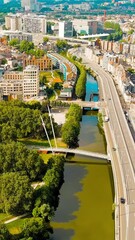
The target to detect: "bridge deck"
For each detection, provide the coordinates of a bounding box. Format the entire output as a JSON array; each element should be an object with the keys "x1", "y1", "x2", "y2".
[
  {"x1": 39, "y1": 148, "x2": 108, "y2": 160},
  {"x1": 62, "y1": 100, "x2": 106, "y2": 108}
]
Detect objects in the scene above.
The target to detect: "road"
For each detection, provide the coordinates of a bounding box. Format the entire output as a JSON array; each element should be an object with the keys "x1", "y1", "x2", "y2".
[{"x1": 70, "y1": 47, "x2": 135, "y2": 240}]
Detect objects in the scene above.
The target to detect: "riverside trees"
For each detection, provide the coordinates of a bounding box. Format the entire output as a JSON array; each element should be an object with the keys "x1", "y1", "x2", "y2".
[
  {"x1": 62, "y1": 104, "x2": 81, "y2": 147},
  {"x1": 67, "y1": 54, "x2": 86, "y2": 99}
]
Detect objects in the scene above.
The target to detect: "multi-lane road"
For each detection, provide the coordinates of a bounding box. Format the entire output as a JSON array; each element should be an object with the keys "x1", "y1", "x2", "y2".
[{"x1": 69, "y1": 47, "x2": 135, "y2": 240}]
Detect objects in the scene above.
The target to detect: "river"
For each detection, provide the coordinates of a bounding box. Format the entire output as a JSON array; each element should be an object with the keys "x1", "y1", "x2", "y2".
[{"x1": 51, "y1": 74, "x2": 114, "y2": 240}]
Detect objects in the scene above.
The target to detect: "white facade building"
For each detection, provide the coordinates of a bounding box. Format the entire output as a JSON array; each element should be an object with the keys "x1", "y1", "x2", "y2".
[
  {"x1": 5, "y1": 14, "x2": 23, "y2": 31},
  {"x1": 72, "y1": 19, "x2": 97, "y2": 35},
  {"x1": 59, "y1": 21, "x2": 73, "y2": 38},
  {"x1": 23, "y1": 65, "x2": 39, "y2": 98}
]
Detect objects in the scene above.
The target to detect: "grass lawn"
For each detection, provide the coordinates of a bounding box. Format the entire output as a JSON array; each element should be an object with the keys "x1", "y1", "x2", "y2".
[
  {"x1": 40, "y1": 153, "x2": 53, "y2": 163},
  {"x1": 7, "y1": 216, "x2": 31, "y2": 235},
  {"x1": 0, "y1": 213, "x2": 13, "y2": 223},
  {"x1": 40, "y1": 153, "x2": 65, "y2": 163},
  {"x1": 19, "y1": 138, "x2": 67, "y2": 148}
]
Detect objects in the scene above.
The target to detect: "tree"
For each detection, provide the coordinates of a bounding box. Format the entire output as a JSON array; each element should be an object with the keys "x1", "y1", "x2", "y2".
[
  {"x1": 66, "y1": 103, "x2": 82, "y2": 121},
  {"x1": 56, "y1": 39, "x2": 69, "y2": 52},
  {"x1": 104, "y1": 21, "x2": 121, "y2": 31},
  {"x1": 9, "y1": 38, "x2": 19, "y2": 46},
  {"x1": 128, "y1": 29, "x2": 134, "y2": 35},
  {"x1": 1, "y1": 58, "x2": 7, "y2": 65},
  {"x1": 75, "y1": 64, "x2": 86, "y2": 99},
  {"x1": 1, "y1": 123, "x2": 17, "y2": 142},
  {"x1": 40, "y1": 74, "x2": 47, "y2": 86},
  {"x1": 0, "y1": 224, "x2": 12, "y2": 240},
  {"x1": 32, "y1": 204, "x2": 54, "y2": 221},
  {"x1": 62, "y1": 117, "x2": 80, "y2": 147},
  {"x1": 20, "y1": 40, "x2": 34, "y2": 53},
  {"x1": 0, "y1": 142, "x2": 46, "y2": 181},
  {"x1": 0, "y1": 172, "x2": 33, "y2": 214},
  {"x1": 43, "y1": 37, "x2": 49, "y2": 43},
  {"x1": 21, "y1": 217, "x2": 53, "y2": 240},
  {"x1": 0, "y1": 100, "x2": 59, "y2": 142}
]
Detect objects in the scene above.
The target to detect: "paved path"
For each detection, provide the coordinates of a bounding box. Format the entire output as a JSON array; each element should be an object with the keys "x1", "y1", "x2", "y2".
[
  {"x1": 4, "y1": 214, "x2": 28, "y2": 224},
  {"x1": 38, "y1": 147, "x2": 108, "y2": 160}
]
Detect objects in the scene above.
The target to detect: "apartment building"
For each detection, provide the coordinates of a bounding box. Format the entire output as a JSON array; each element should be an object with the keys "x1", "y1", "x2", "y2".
[
  {"x1": 22, "y1": 15, "x2": 47, "y2": 34},
  {"x1": 23, "y1": 55, "x2": 52, "y2": 71},
  {"x1": 0, "y1": 71, "x2": 23, "y2": 99},
  {"x1": 0, "y1": 66, "x2": 39, "y2": 99},
  {"x1": 23, "y1": 65, "x2": 39, "y2": 98},
  {"x1": 9, "y1": 32, "x2": 32, "y2": 42},
  {"x1": 5, "y1": 14, "x2": 46, "y2": 34},
  {"x1": 5, "y1": 14, "x2": 22, "y2": 31}
]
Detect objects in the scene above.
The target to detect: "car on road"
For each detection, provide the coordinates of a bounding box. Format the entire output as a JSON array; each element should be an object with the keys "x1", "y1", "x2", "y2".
[{"x1": 120, "y1": 197, "x2": 126, "y2": 204}]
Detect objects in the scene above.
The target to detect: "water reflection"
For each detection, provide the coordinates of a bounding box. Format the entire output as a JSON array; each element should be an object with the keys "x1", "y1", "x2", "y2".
[
  {"x1": 51, "y1": 229, "x2": 74, "y2": 240},
  {"x1": 53, "y1": 164, "x2": 87, "y2": 222}
]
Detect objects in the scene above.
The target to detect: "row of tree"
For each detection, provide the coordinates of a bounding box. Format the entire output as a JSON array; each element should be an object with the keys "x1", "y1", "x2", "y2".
[
  {"x1": 75, "y1": 62, "x2": 87, "y2": 99},
  {"x1": 104, "y1": 21, "x2": 123, "y2": 41},
  {"x1": 104, "y1": 21, "x2": 121, "y2": 32},
  {"x1": 61, "y1": 104, "x2": 81, "y2": 147},
  {"x1": 9, "y1": 39, "x2": 45, "y2": 57},
  {"x1": 107, "y1": 31, "x2": 123, "y2": 41},
  {"x1": 0, "y1": 100, "x2": 59, "y2": 142},
  {"x1": 68, "y1": 54, "x2": 86, "y2": 99}
]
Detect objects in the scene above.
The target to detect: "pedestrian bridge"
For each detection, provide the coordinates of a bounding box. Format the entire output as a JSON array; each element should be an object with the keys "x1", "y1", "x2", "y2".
[
  {"x1": 62, "y1": 100, "x2": 106, "y2": 109},
  {"x1": 78, "y1": 33, "x2": 109, "y2": 39},
  {"x1": 38, "y1": 147, "x2": 109, "y2": 160}
]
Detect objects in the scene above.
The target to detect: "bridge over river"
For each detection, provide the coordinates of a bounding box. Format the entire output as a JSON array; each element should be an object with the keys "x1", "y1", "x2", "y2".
[
  {"x1": 62, "y1": 100, "x2": 106, "y2": 109},
  {"x1": 38, "y1": 147, "x2": 109, "y2": 160}
]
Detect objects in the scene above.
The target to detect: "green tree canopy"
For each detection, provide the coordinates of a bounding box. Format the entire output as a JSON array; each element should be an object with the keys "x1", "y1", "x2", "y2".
[
  {"x1": 43, "y1": 37, "x2": 49, "y2": 43},
  {"x1": 62, "y1": 118, "x2": 80, "y2": 147},
  {"x1": 104, "y1": 21, "x2": 121, "y2": 31},
  {"x1": 20, "y1": 40, "x2": 34, "y2": 53},
  {"x1": 0, "y1": 172, "x2": 33, "y2": 214},
  {"x1": 56, "y1": 39, "x2": 69, "y2": 52},
  {"x1": 1, "y1": 58, "x2": 7, "y2": 65},
  {"x1": 0, "y1": 100, "x2": 59, "y2": 142},
  {"x1": 9, "y1": 38, "x2": 19, "y2": 46},
  {"x1": 66, "y1": 103, "x2": 82, "y2": 121},
  {"x1": 0, "y1": 142, "x2": 46, "y2": 180},
  {"x1": 21, "y1": 217, "x2": 52, "y2": 240},
  {"x1": 0, "y1": 224, "x2": 12, "y2": 240}
]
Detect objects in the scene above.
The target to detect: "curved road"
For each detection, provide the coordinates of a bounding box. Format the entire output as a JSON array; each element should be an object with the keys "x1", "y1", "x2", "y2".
[{"x1": 70, "y1": 47, "x2": 135, "y2": 240}]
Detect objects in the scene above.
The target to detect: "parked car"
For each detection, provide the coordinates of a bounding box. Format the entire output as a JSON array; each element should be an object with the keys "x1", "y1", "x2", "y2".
[{"x1": 120, "y1": 197, "x2": 126, "y2": 204}]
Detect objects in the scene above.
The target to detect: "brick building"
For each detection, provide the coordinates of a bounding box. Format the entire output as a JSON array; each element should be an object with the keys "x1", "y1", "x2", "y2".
[{"x1": 23, "y1": 55, "x2": 52, "y2": 71}]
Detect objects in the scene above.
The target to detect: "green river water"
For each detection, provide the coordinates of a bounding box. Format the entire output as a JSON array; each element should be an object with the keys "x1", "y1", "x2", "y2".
[{"x1": 51, "y1": 75, "x2": 114, "y2": 240}]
